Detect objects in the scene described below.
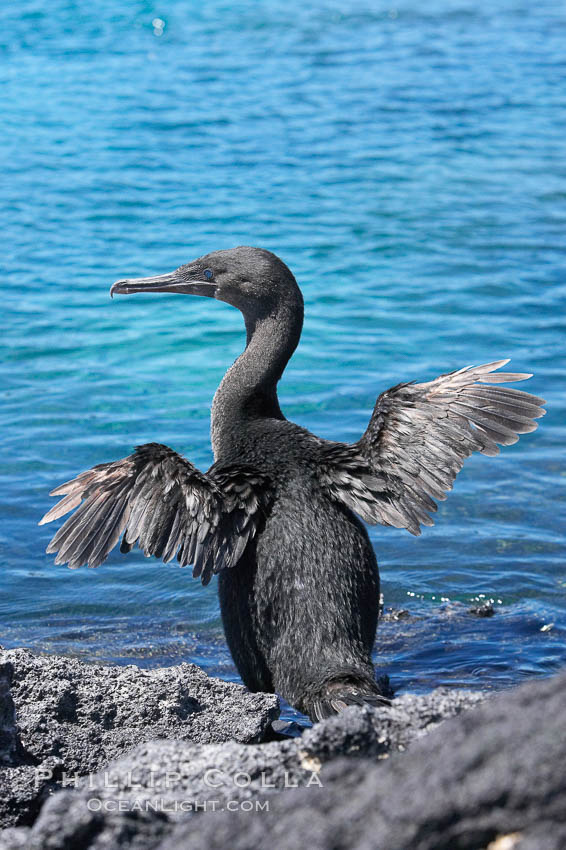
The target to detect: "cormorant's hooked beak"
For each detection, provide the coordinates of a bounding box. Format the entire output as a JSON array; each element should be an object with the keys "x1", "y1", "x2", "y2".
[{"x1": 110, "y1": 270, "x2": 217, "y2": 299}]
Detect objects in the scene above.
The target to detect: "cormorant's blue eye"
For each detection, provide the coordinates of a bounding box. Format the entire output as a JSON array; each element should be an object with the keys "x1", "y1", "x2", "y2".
[{"x1": 203, "y1": 268, "x2": 213, "y2": 280}]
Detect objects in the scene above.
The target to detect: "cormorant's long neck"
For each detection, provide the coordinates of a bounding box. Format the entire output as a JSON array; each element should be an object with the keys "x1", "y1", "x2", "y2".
[{"x1": 211, "y1": 300, "x2": 303, "y2": 458}]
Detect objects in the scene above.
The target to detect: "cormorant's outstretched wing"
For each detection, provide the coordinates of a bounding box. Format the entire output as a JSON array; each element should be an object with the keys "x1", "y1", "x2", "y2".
[
  {"x1": 319, "y1": 360, "x2": 545, "y2": 535},
  {"x1": 39, "y1": 443, "x2": 270, "y2": 585}
]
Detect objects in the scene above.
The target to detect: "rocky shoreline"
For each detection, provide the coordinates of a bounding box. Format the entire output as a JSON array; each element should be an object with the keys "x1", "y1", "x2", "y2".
[{"x1": 1, "y1": 645, "x2": 564, "y2": 850}]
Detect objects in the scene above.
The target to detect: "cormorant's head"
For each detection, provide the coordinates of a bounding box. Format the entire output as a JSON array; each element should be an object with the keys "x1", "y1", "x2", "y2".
[{"x1": 110, "y1": 246, "x2": 303, "y2": 323}]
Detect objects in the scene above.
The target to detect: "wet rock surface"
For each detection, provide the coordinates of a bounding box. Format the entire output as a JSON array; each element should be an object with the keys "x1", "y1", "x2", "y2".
[
  {"x1": 469, "y1": 601, "x2": 495, "y2": 617},
  {"x1": 0, "y1": 646, "x2": 564, "y2": 850}
]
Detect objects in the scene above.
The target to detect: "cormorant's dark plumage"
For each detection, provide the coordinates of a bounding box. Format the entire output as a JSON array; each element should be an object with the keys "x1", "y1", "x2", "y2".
[{"x1": 40, "y1": 246, "x2": 545, "y2": 720}]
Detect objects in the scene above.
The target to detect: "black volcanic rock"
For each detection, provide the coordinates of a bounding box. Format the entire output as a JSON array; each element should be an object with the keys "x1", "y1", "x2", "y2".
[
  {"x1": 2, "y1": 645, "x2": 565, "y2": 850},
  {"x1": 3, "y1": 648, "x2": 278, "y2": 768},
  {"x1": 160, "y1": 670, "x2": 566, "y2": 850},
  {"x1": 0, "y1": 647, "x2": 278, "y2": 829},
  {"x1": 0, "y1": 683, "x2": 487, "y2": 848},
  {"x1": 0, "y1": 662, "x2": 20, "y2": 767},
  {"x1": 0, "y1": 656, "x2": 61, "y2": 829}
]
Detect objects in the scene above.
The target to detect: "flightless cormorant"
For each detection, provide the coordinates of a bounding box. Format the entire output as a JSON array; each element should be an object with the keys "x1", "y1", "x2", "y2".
[{"x1": 40, "y1": 247, "x2": 545, "y2": 720}]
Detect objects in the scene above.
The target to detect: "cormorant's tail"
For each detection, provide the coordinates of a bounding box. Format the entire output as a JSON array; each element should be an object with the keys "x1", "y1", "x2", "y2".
[{"x1": 306, "y1": 672, "x2": 392, "y2": 722}]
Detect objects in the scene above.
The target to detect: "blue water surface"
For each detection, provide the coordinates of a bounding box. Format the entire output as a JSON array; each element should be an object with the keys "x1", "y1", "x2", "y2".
[{"x1": 1, "y1": 0, "x2": 565, "y2": 717}]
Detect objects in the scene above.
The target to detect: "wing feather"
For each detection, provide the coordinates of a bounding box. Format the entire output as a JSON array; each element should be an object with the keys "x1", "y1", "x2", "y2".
[
  {"x1": 40, "y1": 443, "x2": 271, "y2": 582},
  {"x1": 318, "y1": 361, "x2": 544, "y2": 534}
]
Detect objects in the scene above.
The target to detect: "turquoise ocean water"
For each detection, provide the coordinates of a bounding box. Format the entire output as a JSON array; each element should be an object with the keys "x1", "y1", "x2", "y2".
[{"x1": 1, "y1": 1, "x2": 565, "y2": 716}]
